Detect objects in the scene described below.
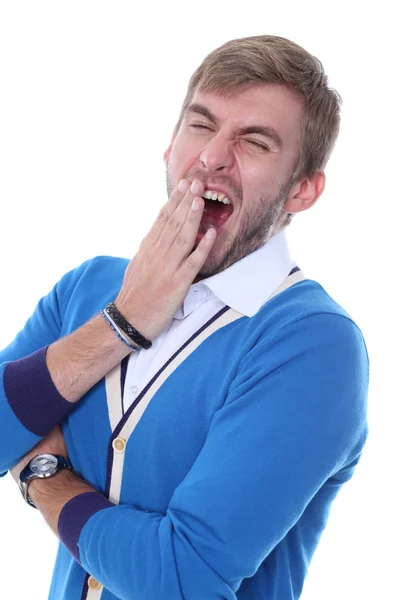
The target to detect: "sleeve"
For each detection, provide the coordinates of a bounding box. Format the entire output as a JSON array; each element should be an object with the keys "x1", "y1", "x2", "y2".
[
  {"x1": 0, "y1": 259, "x2": 95, "y2": 473},
  {"x1": 57, "y1": 313, "x2": 369, "y2": 600}
]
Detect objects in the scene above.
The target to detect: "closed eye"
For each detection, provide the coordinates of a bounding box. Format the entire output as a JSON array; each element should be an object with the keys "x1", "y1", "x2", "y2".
[
  {"x1": 189, "y1": 124, "x2": 212, "y2": 130},
  {"x1": 245, "y1": 140, "x2": 269, "y2": 151},
  {"x1": 189, "y1": 125, "x2": 269, "y2": 151}
]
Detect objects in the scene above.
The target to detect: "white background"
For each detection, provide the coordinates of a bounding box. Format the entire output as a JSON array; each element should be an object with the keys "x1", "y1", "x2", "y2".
[{"x1": 0, "y1": 1, "x2": 398, "y2": 598}]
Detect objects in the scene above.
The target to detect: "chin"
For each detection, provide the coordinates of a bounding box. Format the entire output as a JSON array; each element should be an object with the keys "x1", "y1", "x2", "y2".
[
  {"x1": 196, "y1": 250, "x2": 226, "y2": 281},
  {"x1": 193, "y1": 230, "x2": 233, "y2": 280}
]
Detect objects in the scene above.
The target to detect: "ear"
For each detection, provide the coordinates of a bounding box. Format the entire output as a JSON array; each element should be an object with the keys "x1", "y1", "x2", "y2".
[
  {"x1": 163, "y1": 125, "x2": 179, "y2": 164},
  {"x1": 283, "y1": 171, "x2": 326, "y2": 215}
]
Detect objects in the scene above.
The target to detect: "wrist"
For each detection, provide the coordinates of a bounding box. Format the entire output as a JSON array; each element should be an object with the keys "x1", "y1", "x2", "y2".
[
  {"x1": 92, "y1": 313, "x2": 135, "y2": 354},
  {"x1": 113, "y1": 296, "x2": 155, "y2": 341},
  {"x1": 28, "y1": 467, "x2": 76, "y2": 502},
  {"x1": 102, "y1": 302, "x2": 152, "y2": 350},
  {"x1": 29, "y1": 469, "x2": 94, "y2": 533},
  {"x1": 19, "y1": 453, "x2": 73, "y2": 507}
]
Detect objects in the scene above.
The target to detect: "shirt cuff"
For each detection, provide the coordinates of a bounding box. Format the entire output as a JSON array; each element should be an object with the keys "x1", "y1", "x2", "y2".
[
  {"x1": 58, "y1": 491, "x2": 114, "y2": 562},
  {"x1": 3, "y1": 346, "x2": 73, "y2": 436}
]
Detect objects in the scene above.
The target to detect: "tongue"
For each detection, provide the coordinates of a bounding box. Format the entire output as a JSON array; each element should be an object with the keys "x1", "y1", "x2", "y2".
[{"x1": 199, "y1": 199, "x2": 234, "y2": 233}]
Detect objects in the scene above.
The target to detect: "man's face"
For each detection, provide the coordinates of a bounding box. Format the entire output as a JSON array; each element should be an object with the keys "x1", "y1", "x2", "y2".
[{"x1": 164, "y1": 83, "x2": 304, "y2": 278}]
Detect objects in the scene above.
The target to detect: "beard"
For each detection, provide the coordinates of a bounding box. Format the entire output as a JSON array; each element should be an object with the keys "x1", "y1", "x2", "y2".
[{"x1": 166, "y1": 165, "x2": 292, "y2": 281}]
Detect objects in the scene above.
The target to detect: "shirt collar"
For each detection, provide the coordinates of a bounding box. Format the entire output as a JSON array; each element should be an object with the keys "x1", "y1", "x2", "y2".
[
  {"x1": 199, "y1": 230, "x2": 295, "y2": 317},
  {"x1": 173, "y1": 281, "x2": 214, "y2": 320}
]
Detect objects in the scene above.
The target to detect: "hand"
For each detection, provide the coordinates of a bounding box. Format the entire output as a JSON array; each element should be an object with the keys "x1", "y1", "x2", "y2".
[
  {"x1": 115, "y1": 178, "x2": 216, "y2": 341},
  {"x1": 10, "y1": 425, "x2": 67, "y2": 483}
]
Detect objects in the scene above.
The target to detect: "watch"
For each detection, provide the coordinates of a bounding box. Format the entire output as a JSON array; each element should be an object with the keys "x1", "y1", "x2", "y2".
[{"x1": 18, "y1": 454, "x2": 74, "y2": 508}]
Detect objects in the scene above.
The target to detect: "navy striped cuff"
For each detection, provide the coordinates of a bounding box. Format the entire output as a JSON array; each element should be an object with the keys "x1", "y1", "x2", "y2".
[
  {"x1": 58, "y1": 491, "x2": 114, "y2": 562},
  {"x1": 3, "y1": 346, "x2": 73, "y2": 436}
]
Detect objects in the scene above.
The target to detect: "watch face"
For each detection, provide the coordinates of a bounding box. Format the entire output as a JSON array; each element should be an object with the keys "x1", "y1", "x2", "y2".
[{"x1": 30, "y1": 454, "x2": 58, "y2": 476}]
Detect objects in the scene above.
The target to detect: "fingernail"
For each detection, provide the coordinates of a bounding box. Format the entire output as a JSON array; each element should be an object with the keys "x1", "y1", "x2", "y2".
[
  {"x1": 178, "y1": 179, "x2": 188, "y2": 192},
  {"x1": 191, "y1": 199, "x2": 200, "y2": 211},
  {"x1": 190, "y1": 180, "x2": 202, "y2": 195}
]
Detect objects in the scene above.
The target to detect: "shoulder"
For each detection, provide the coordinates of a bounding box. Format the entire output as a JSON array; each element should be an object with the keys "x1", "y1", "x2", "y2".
[
  {"x1": 63, "y1": 255, "x2": 130, "y2": 282},
  {"x1": 55, "y1": 255, "x2": 130, "y2": 325},
  {"x1": 57, "y1": 255, "x2": 129, "y2": 292},
  {"x1": 245, "y1": 279, "x2": 369, "y2": 378},
  {"x1": 260, "y1": 278, "x2": 365, "y2": 341}
]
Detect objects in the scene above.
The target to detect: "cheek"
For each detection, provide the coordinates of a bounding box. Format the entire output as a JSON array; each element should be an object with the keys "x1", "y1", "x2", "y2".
[
  {"x1": 241, "y1": 159, "x2": 282, "y2": 199},
  {"x1": 168, "y1": 148, "x2": 191, "y2": 181},
  {"x1": 169, "y1": 134, "x2": 195, "y2": 166},
  {"x1": 240, "y1": 168, "x2": 268, "y2": 201},
  {"x1": 170, "y1": 131, "x2": 209, "y2": 177}
]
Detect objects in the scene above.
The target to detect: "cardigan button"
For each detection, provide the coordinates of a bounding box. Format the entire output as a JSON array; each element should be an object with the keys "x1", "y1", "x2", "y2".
[
  {"x1": 88, "y1": 576, "x2": 102, "y2": 591},
  {"x1": 112, "y1": 437, "x2": 126, "y2": 453}
]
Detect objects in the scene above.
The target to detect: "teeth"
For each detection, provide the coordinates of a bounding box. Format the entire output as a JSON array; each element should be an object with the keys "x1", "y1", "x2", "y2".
[{"x1": 203, "y1": 189, "x2": 231, "y2": 204}]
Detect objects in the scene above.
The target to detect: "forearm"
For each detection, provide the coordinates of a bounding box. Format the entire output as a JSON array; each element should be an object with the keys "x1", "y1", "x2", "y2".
[
  {"x1": 29, "y1": 472, "x2": 230, "y2": 600},
  {"x1": 46, "y1": 313, "x2": 131, "y2": 403},
  {"x1": 29, "y1": 470, "x2": 96, "y2": 535},
  {"x1": 0, "y1": 313, "x2": 132, "y2": 471}
]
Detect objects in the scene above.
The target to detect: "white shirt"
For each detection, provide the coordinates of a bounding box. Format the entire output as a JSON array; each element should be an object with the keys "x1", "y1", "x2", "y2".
[{"x1": 123, "y1": 231, "x2": 295, "y2": 412}]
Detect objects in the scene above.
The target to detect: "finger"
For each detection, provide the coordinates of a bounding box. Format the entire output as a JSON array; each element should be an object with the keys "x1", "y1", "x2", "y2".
[
  {"x1": 166, "y1": 195, "x2": 207, "y2": 263},
  {"x1": 154, "y1": 179, "x2": 204, "y2": 255},
  {"x1": 143, "y1": 178, "x2": 191, "y2": 249},
  {"x1": 179, "y1": 226, "x2": 217, "y2": 280}
]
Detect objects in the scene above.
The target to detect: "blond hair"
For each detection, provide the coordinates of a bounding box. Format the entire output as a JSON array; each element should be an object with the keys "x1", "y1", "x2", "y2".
[{"x1": 177, "y1": 35, "x2": 341, "y2": 188}]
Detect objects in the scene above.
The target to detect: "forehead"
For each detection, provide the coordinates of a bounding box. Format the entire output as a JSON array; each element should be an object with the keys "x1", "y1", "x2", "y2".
[{"x1": 188, "y1": 83, "x2": 304, "y2": 145}]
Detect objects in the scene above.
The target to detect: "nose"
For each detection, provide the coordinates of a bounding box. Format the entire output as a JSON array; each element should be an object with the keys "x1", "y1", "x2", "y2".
[{"x1": 199, "y1": 132, "x2": 234, "y2": 172}]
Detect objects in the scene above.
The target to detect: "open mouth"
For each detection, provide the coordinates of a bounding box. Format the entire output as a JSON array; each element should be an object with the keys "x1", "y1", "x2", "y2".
[{"x1": 198, "y1": 191, "x2": 234, "y2": 235}]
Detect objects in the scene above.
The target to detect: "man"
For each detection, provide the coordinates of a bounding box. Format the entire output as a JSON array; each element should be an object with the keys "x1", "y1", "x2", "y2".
[{"x1": 0, "y1": 34, "x2": 368, "y2": 599}]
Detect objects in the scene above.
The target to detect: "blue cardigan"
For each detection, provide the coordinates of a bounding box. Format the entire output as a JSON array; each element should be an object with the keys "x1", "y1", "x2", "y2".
[{"x1": 0, "y1": 256, "x2": 369, "y2": 600}]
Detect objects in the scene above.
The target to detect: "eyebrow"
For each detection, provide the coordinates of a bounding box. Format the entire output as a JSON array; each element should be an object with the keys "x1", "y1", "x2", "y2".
[{"x1": 186, "y1": 103, "x2": 283, "y2": 150}]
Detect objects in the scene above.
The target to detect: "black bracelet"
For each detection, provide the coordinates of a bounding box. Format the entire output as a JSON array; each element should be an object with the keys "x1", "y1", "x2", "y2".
[{"x1": 103, "y1": 302, "x2": 152, "y2": 350}]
